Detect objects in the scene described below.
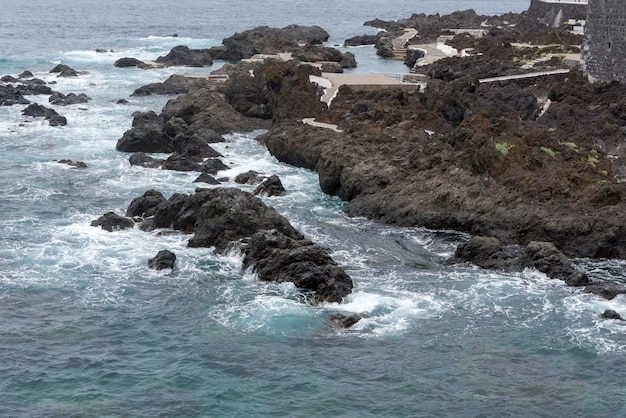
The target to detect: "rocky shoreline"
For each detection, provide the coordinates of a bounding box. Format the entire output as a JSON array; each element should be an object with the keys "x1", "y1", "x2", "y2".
[{"x1": 12, "y1": 6, "x2": 624, "y2": 323}]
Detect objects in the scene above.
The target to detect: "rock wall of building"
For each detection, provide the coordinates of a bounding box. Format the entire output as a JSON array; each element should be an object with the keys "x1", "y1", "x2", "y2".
[
  {"x1": 526, "y1": 0, "x2": 588, "y2": 26},
  {"x1": 582, "y1": 0, "x2": 626, "y2": 83}
]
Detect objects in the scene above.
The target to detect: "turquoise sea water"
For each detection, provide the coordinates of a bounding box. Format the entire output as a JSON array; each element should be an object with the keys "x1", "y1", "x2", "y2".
[{"x1": 2, "y1": 1, "x2": 626, "y2": 416}]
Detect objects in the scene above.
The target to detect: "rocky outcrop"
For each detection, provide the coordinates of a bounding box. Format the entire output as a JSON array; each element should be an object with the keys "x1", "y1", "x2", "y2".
[
  {"x1": 253, "y1": 174, "x2": 286, "y2": 197},
  {"x1": 131, "y1": 187, "x2": 352, "y2": 303},
  {"x1": 116, "y1": 89, "x2": 260, "y2": 154},
  {"x1": 90, "y1": 212, "x2": 134, "y2": 232},
  {"x1": 114, "y1": 57, "x2": 150, "y2": 69},
  {"x1": 155, "y1": 45, "x2": 214, "y2": 67},
  {"x1": 21, "y1": 103, "x2": 67, "y2": 126},
  {"x1": 257, "y1": 65, "x2": 626, "y2": 259},
  {"x1": 54, "y1": 159, "x2": 87, "y2": 169},
  {"x1": 49, "y1": 64, "x2": 82, "y2": 77},
  {"x1": 601, "y1": 310, "x2": 625, "y2": 321},
  {"x1": 148, "y1": 250, "x2": 176, "y2": 270},
  {"x1": 131, "y1": 74, "x2": 213, "y2": 96},
  {"x1": 209, "y1": 25, "x2": 330, "y2": 61},
  {"x1": 0, "y1": 85, "x2": 30, "y2": 106},
  {"x1": 49, "y1": 92, "x2": 90, "y2": 106},
  {"x1": 292, "y1": 46, "x2": 356, "y2": 68}
]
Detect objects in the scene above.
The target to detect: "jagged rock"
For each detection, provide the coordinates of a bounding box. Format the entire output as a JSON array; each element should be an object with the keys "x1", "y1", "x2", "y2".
[
  {"x1": 242, "y1": 229, "x2": 353, "y2": 303},
  {"x1": 54, "y1": 159, "x2": 87, "y2": 169},
  {"x1": 235, "y1": 170, "x2": 264, "y2": 185},
  {"x1": 49, "y1": 64, "x2": 79, "y2": 77},
  {"x1": 601, "y1": 310, "x2": 625, "y2": 321},
  {"x1": 49, "y1": 92, "x2": 90, "y2": 106},
  {"x1": 126, "y1": 189, "x2": 166, "y2": 218},
  {"x1": 90, "y1": 212, "x2": 134, "y2": 232},
  {"x1": 324, "y1": 313, "x2": 362, "y2": 328},
  {"x1": 584, "y1": 283, "x2": 626, "y2": 301},
  {"x1": 162, "y1": 152, "x2": 202, "y2": 172},
  {"x1": 253, "y1": 174, "x2": 286, "y2": 197},
  {"x1": 200, "y1": 158, "x2": 229, "y2": 174},
  {"x1": 155, "y1": 45, "x2": 214, "y2": 67},
  {"x1": 320, "y1": 62, "x2": 343, "y2": 73},
  {"x1": 114, "y1": 57, "x2": 150, "y2": 68},
  {"x1": 1, "y1": 75, "x2": 19, "y2": 83},
  {"x1": 344, "y1": 34, "x2": 383, "y2": 46},
  {"x1": 209, "y1": 25, "x2": 330, "y2": 61},
  {"x1": 131, "y1": 74, "x2": 212, "y2": 96},
  {"x1": 148, "y1": 250, "x2": 176, "y2": 270},
  {"x1": 193, "y1": 172, "x2": 221, "y2": 184},
  {"x1": 0, "y1": 85, "x2": 30, "y2": 106},
  {"x1": 21, "y1": 103, "x2": 67, "y2": 126},
  {"x1": 129, "y1": 152, "x2": 164, "y2": 168},
  {"x1": 116, "y1": 111, "x2": 172, "y2": 153}
]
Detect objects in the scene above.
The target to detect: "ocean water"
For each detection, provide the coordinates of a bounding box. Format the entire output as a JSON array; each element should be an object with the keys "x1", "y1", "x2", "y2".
[{"x1": 2, "y1": 1, "x2": 626, "y2": 417}]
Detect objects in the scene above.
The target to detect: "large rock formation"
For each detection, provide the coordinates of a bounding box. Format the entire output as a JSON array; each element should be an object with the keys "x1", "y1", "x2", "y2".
[{"x1": 130, "y1": 187, "x2": 352, "y2": 303}]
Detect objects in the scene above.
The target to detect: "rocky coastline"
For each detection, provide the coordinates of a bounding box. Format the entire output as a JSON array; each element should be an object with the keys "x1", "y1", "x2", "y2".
[{"x1": 19, "y1": 7, "x2": 623, "y2": 322}]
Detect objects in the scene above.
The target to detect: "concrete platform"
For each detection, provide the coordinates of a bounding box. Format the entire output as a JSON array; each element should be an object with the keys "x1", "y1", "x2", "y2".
[{"x1": 315, "y1": 73, "x2": 423, "y2": 105}]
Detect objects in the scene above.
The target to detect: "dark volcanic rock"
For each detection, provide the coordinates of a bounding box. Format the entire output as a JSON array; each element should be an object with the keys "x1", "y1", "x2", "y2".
[
  {"x1": 235, "y1": 170, "x2": 264, "y2": 185},
  {"x1": 0, "y1": 85, "x2": 30, "y2": 106},
  {"x1": 148, "y1": 250, "x2": 176, "y2": 270},
  {"x1": 253, "y1": 174, "x2": 286, "y2": 197},
  {"x1": 193, "y1": 172, "x2": 221, "y2": 184},
  {"x1": 21, "y1": 103, "x2": 67, "y2": 126},
  {"x1": 200, "y1": 158, "x2": 229, "y2": 175},
  {"x1": 155, "y1": 45, "x2": 214, "y2": 67},
  {"x1": 129, "y1": 187, "x2": 353, "y2": 303},
  {"x1": 344, "y1": 34, "x2": 383, "y2": 46},
  {"x1": 49, "y1": 64, "x2": 80, "y2": 77},
  {"x1": 114, "y1": 57, "x2": 150, "y2": 68},
  {"x1": 90, "y1": 212, "x2": 134, "y2": 232},
  {"x1": 324, "y1": 313, "x2": 362, "y2": 328},
  {"x1": 209, "y1": 25, "x2": 329, "y2": 61},
  {"x1": 49, "y1": 92, "x2": 91, "y2": 106},
  {"x1": 131, "y1": 74, "x2": 212, "y2": 96},
  {"x1": 584, "y1": 283, "x2": 626, "y2": 301},
  {"x1": 18, "y1": 71, "x2": 33, "y2": 79},
  {"x1": 129, "y1": 152, "x2": 164, "y2": 168},
  {"x1": 126, "y1": 189, "x2": 166, "y2": 218},
  {"x1": 242, "y1": 229, "x2": 353, "y2": 303},
  {"x1": 116, "y1": 110, "x2": 172, "y2": 153},
  {"x1": 601, "y1": 310, "x2": 625, "y2": 321},
  {"x1": 54, "y1": 159, "x2": 87, "y2": 169}
]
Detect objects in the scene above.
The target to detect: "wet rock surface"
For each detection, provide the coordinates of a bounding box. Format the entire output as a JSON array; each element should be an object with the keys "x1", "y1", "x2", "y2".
[
  {"x1": 21, "y1": 103, "x2": 67, "y2": 126},
  {"x1": 155, "y1": 45, "x2": 214, "y2": 67},
  {"x1": 90, "y1": 212, "x2": 134, "y2": 232},
  {"x1": 129, "y1": 187, "x2": 352, "y2": 303},
  {"x1": 148, "y1": 250, "x2": 177, "y2": 270}
]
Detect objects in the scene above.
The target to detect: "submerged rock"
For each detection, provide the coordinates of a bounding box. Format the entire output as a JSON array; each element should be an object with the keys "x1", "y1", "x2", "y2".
[
  {"x1": 324, "y1": 313, "x2": 362, "y2": 329},
  {"x1": 54, "y1": 159, "x2": 87, "y2": 169}
]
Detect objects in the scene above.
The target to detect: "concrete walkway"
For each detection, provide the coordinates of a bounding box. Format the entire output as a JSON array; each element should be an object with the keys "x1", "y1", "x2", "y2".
[
  {"x1": 315, "y1": 73, "x2": 422, "y2": 106},
  {"x1": 302, "y1": 118, "x2": 342, "y2": 132}
]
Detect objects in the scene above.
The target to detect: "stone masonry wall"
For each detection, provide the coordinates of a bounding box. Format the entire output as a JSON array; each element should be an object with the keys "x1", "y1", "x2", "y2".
[
  {"x1": 582, "y1": 0, "x2": 626, "y2": 83},
  {"x1": 526, "y1": 0, "x2": 588, "y2": 26}
]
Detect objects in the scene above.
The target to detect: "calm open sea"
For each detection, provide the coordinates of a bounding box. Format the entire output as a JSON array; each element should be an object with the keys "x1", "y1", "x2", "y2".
[{"x1": 2, "y1": 1, "x2": 626, "y2": 417}]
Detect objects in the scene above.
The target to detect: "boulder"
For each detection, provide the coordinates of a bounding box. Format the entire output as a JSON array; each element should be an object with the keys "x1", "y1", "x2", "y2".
[
  {"x1": 253, "y1": 174, "x2": 286, "y2": 197},
  {"x1": 200, "y1": 158, "x2": 229, "y2": 174},
  {"x1": 601, "y1": 310, "x2": 625, "y2": 321},
  {"x1": 129, "y1": 187, "x2": 353, "y2": 303},
  {"x1": 162, "y1": 152, "x2": 202, "y2": 172},
  {"x1": 584, "y1": 283, "x2": 626, "y2": 301},
  {"x1": 54, "y1": 159, "x2": 87, "y2": 169},
  {"x1": 209, "y1": 25, "x2": 329, "y2": 61},
  {"x1": 114, "y1": 57, "x2": 150, "y2": 68},
  {"x1": 131, "y1": 74, "x2": 212, "y2": 96},
  {"x1": 0, "y1": 85, "x2": 30, "y2": 106},
  {"x1": 49, "y1": 64, "x2": 80, "y2": 77},
  {"x1": 148, "y1": 250, "x2": 176, "y2": 270},
  {"x1": 90, "y1": 212, "x2": 134, "y2": 232},
  {"x1": 344, "y1": 34, "x2": 383, "y2": 46},
  {"x1": 155, "y1": 45, "x2": 214, "y2": 67},
  {"x1": 242, "y1": 229, "x2": 353, "y2": 303},
  {"x1": 235, "y1": 170, "x2": 264, "y2": 185},
  {"x1": 116, "y1": 111, "x2": 173, "y2": 153},
  {"x1": 49, "y1": 92, "x2": 91, "y2": 106},
  {"x1": 126, "y1": 189, "x2": 166, "y2": 217},
  {"x1": 21, "y1": 103, "x2": 67, "y2": 126},
  {"x1": 324, "y1": 313, "x2": 362, "y2": 328},
  {"x1": 18, "y1": 71, "x2": 33, "y2": 79},
  {"x1": 128, "y1": 152, "x2": 164, "y2": 168},
  {"x1": 193, "y1": 173, "x2": 221, "y2": 184}
]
